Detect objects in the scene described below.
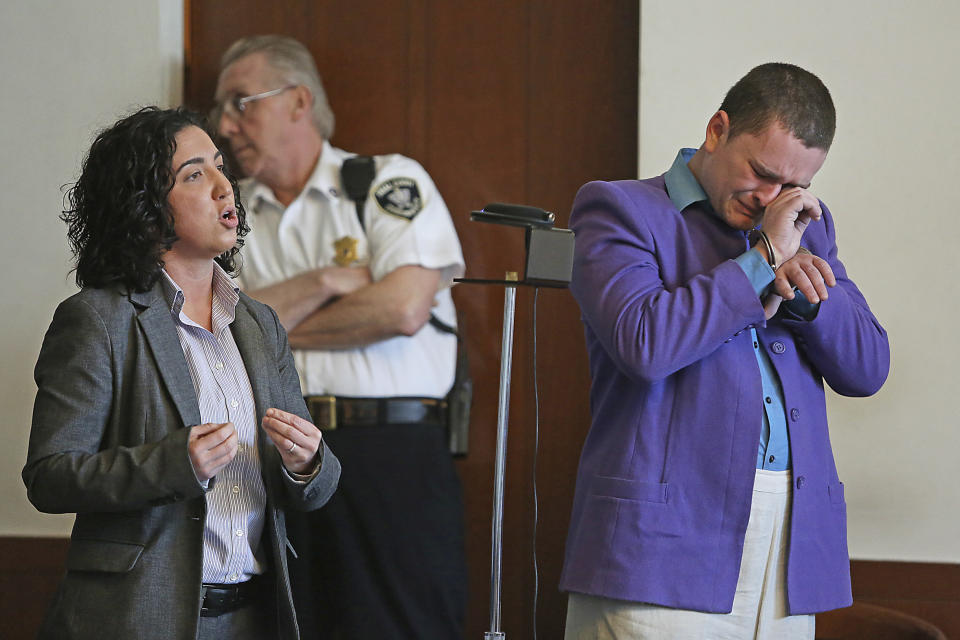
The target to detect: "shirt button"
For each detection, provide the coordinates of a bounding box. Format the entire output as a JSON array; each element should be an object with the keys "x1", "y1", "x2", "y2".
[
  {"x1": 231, "y1": 399, "x2": 239, "y2": 408},
  {"x1": 771, "y1": 341, "x2": 786, "y2": 354},
  {"x1": 790, "y1": 408, "x2": 800, "y2": 421},
  {"x1": 232, "y1": 485, "x2": 240, "y2": 494},
  {"x1": 228, "y1": 573, "x2": 238, "y2": 582},
  {"x1": 215, "y1": 362, "x2": 224, "y2": 370},
  {"x1": 236, "y1": 529, "x2": 244, "y2": 537},
  {"x1": 768, "y1": 455, "x2": 775, "y2": 463},
  {"x1": 796, "y1": 476, "x2": 806, "y2": 489},
  {"x1": 765, "y1": 396, "x2": 772, "y2": 404}
]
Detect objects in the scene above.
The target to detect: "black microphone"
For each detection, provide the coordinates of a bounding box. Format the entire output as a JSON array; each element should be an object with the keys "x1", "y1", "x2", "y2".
[{"x1": 470, "y1": 202, "x2": 555, "y2": 228}]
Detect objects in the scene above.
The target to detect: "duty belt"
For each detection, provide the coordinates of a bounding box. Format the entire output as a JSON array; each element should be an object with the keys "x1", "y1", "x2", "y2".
[{"x1": 304, "y1": 395, "x2": 446, "y2": 431}]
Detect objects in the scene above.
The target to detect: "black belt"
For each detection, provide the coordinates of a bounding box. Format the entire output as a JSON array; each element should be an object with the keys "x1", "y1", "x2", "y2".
[
  {"x1": 200, "y1": 574, "x2": 264, "y2": 617},
  {"x1": 304, "y1": 395, "x2": 446, "y2": 431}
]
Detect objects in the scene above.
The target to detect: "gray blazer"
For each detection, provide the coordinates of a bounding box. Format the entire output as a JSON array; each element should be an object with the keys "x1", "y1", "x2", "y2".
[{"x1": 23, "y1": 283, "x2": 341, "y2": 640}]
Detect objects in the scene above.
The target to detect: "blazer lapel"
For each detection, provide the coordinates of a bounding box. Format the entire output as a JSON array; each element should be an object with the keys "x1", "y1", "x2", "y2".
[
  {"x1": 132, "y1": 287, "x2": 202, "y2": 428},
  {"x1": 231, "y1": 300, "x2": 283, "y2": 493},
  {"x1": 231, "y1": 300, "x2": 275, "y2": 424}
]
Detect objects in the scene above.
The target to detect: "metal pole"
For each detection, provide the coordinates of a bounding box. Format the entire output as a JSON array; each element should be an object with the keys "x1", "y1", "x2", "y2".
[{"x1": 485, "y1": 272, "x2": 518, "y2": 640}]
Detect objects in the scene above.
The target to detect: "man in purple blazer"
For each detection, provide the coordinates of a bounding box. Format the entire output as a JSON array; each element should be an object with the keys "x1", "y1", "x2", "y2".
[{"x1": 561, "y1": 63, "x2": 889, "y2": 639}]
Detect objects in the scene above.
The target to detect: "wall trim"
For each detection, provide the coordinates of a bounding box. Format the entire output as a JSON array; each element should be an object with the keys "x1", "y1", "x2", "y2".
[{"x1": 1, "y1": 538, "x2": 957, "y2": 638}]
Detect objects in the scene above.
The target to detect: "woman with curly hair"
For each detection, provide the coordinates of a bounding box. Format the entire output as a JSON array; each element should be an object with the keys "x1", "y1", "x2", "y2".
[{"x1": 23, "y1": 106, "x2": 340, "y2": 640}]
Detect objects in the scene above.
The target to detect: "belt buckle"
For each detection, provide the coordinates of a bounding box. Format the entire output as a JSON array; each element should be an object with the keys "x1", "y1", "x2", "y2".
[
  {"x1": 200, "y1": 585, "x2": 211, "y2": 617},
  {"x1": 319, "y1": 395, "x2": 337, "y2": 431}
]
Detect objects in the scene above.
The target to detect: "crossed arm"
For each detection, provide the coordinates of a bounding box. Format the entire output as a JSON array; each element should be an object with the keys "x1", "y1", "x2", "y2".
[{"x1": 247, "y1": 264, "x2": 442, "y2": 350}]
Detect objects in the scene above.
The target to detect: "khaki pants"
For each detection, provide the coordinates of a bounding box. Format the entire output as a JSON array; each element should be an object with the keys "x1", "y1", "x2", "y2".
[{"x1": 565, "y1": 470, "x2": 814, "y2": 640}]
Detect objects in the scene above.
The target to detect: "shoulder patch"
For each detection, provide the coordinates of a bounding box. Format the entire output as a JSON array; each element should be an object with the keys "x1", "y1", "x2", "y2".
[{"x1": 374, "y1": 177, "x2": 423, "y2": 220}]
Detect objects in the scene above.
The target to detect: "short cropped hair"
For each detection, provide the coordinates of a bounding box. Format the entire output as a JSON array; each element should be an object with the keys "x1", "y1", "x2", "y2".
[
  {"x1": 220, "y1": 35, "x2": 336, "y2": 140},
  {"x1": 720, "y1": 63, "x2": 836, "y2": 150},
  {"x1": 62, "y1": 107, "x2": 249, "y2": 293}
]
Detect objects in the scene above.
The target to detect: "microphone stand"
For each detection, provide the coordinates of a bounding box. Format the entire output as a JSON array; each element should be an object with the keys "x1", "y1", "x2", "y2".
[
  {"x1": 487, "y1": 271, "x2": 518, "y2": 640},
  {"x1": 453, "y1": 273, "x2": 522, "y2": 640},
  {"x1": 460, "y1": 204, "x2": 574, "y2": 640}
]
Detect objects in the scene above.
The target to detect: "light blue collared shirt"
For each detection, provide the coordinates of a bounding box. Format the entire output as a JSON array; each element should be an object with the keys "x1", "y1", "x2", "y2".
[{"x1": 664, "y1": 148, "x2": 793, "y2": 471}]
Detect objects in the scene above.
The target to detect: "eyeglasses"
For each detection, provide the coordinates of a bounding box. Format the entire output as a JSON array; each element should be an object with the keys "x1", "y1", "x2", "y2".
[{"x1": 217, "y1": 85, "x2": 297, "y2": 120}]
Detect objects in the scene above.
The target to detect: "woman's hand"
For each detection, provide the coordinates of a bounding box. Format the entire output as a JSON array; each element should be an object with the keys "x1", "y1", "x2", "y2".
[
  {"x1": 188, "y1": 422, "x2": 238, "y2": 482},
  {"x1": 262, "y1": 408, "x2": 323, "y2": 475}
]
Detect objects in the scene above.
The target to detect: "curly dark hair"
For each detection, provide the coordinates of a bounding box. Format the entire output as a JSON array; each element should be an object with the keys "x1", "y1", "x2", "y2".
[{"x1": 62, "y1": 106, "x2": 249, "y2": 292}]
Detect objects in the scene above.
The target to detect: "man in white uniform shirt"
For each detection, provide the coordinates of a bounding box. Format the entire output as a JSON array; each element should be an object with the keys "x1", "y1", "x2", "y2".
[{"x1": 214, "y1": 35, "x2": 467, "y2": 640}]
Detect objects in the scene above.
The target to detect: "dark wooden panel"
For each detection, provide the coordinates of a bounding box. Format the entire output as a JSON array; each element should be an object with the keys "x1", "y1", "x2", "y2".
[
  {"x1": 0, "y1": 537, "x2": 69, "y2": 640},
  {"x1": 185, "y1": 0, "x2": 413, "y2": 155},
  {"x1": 811, "y1": 560, "x2": 960, "y2": 638},
  {"x1": 851, "y1": 560, "x2": 960, "y2": 600},
  {"x1": 421, "y1": 4, "x2": 535, "y2": 634},
  {"x1": 816, "y1": 601, "x2": 948, "y2": 639},
  {"x1": 185, "y1": 2, "x2": 638, "y2": 637},
  {"x1": 524, "y1": 3, "x2": 638, "y2": 634},
  {"x1": 844, "y1": 560, "x2": 960, "y2": 638}
]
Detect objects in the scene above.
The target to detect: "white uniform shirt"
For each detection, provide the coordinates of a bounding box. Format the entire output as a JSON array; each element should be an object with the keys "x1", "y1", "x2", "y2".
[{"x1": 237, "y1": 141, "x2": 465, "y2": 398}]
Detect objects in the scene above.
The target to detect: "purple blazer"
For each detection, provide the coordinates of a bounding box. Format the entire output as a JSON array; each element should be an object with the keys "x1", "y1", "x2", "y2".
[{"x1": 559, "y1": 177, "x2": 889, "y2": 615}]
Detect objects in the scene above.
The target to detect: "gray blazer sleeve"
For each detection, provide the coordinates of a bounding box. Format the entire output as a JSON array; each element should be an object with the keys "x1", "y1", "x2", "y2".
[
  {"x1": 23, "y1": 296, "x2": 203, "y2": 514},
  {"x1": 248, "y1": 297, "x2": 340, "y2": 511}
]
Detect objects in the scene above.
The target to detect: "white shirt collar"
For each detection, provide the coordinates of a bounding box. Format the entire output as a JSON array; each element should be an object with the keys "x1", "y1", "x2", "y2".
[
  {"x1": 245, "y1": 140, "x2": 351, "y2": 212},
  {"x1": 160, "y1": 263, "x2": 240, "y2": 321}
]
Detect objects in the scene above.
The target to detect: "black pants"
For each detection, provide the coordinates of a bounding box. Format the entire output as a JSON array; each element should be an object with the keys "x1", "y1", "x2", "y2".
[{"x1": 289, "y1": 423, "x2": 467, "y2": 640}]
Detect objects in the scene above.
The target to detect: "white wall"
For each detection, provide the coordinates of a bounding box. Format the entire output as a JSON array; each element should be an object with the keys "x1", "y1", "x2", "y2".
[
  {"x1": 0, "y1": 1, "x2": 183, "y2": 536},
  {"x1": 640, "y1": 1, "x2": 959, "y2": 561}
]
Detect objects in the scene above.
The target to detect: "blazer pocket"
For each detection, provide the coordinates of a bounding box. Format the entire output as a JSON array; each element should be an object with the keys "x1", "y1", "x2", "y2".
[
  {"x1": 828, "y1": 481, "x2": 845, "y2": 506},
  {"x1": 590, "y1": 475, "x2": 669, "y2": 503},
  {"x1": 65, "y1": 538, "x2": 145, "y2": 573}
]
